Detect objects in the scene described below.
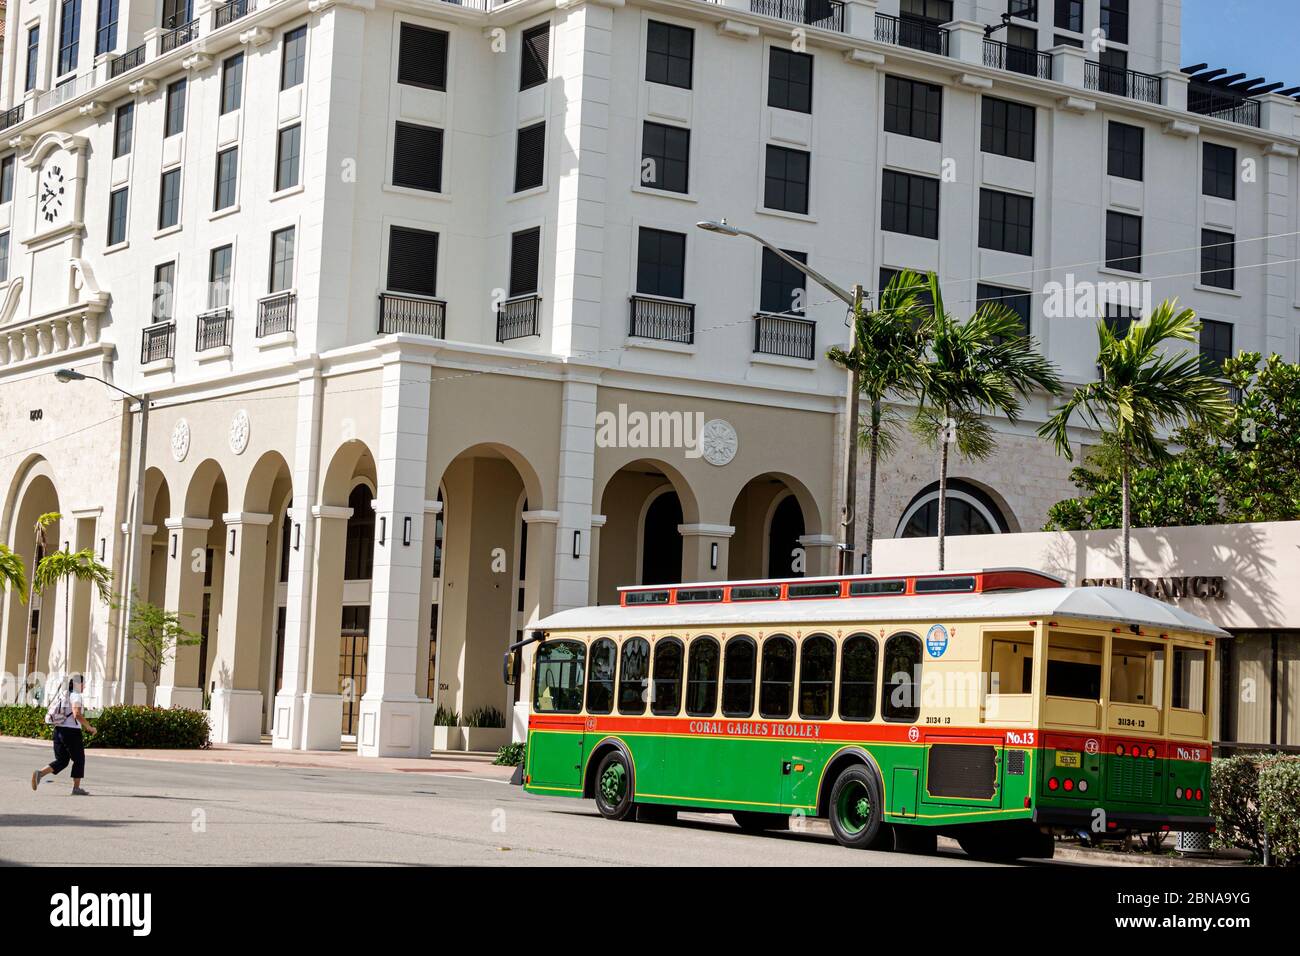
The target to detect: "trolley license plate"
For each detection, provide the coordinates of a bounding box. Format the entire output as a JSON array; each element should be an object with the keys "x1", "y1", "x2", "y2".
[{"x1": 1055, "y1": 751, "x2": 1081, "y2": 768}]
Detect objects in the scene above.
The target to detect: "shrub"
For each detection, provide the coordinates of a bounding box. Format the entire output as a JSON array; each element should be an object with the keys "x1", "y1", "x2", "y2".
[
  {"x1": 434, "y1": 705, "x2": 460, "y2": 727},
  {"x1": 0, "y1": 705, "x2": 53, "y2": 740},
  {"x1": 1211, "y1": 753, "x2": 1266, "y2": 857},
  {"x1": 464, "y1": 706, "x2": 505, "y2": 729},
  {"x1": 88, "y1": 706, "x2": 210, "y2": 750},
  {"x1": 1259, "y1": 756, "x2": 1300, "y2": 867},
  {"x1": 494, "y1": 742, "x2": 525, "y2": 767}
]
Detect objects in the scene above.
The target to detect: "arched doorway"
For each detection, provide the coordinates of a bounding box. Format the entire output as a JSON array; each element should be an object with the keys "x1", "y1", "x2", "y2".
[
  {"x1": 640, "y1": 490, "x2": 683, "y2": 585},
  {"x1": 1, "y1": 459, "x2": 62, "y2": 702},
  {"x1": 596, "y1": 460, "x2": 698, "y2": 603},
  {"x1": 727, "y1": 473, "x2": 823, "y2": 581},
  {"x1": 767, "y1": 494, "x2": 805, "y2": 579}
]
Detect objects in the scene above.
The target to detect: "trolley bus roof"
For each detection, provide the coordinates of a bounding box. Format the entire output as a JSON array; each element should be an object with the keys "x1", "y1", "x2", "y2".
[{"x1": 536, "y1": 586, "x2": 1230, "y2": 639}]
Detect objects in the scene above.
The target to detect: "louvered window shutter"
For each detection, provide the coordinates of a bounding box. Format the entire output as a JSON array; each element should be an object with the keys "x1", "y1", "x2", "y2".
[
  {"x1": 387, "y1": 226, "x2": 439, "y2": 297},
  {"x1": 398, "y1": 23, "x2": 448, "y2": 91},
  {"x1": 514, "y1": 122, "x2": 546, "y2": 192},
  {"x1": 510, "y1": 228, "x2": 541, "y2": 297},
  {"x1": 520, "y1": 24, "x2": 549, "y2": 90},
  {"x1": 392, "y1": 122, "x2": 443, "y2": 192}
]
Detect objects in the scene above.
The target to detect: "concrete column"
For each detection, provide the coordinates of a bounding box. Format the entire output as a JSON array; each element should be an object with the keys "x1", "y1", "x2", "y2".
[
  {"x1": 1160, "y1": 70, "x2": 1189, "y2": 112},
  {"x1": 679, "y1": 524, "x2": 734, "y2": 582},
  {"x1": 1050, "y1": 44, "x2": 1086, "y2": 89},
  {"x1": 300, "y1": 506, "x2": 350, "y2": 751},
  {"x1": 843, "y1": 0, "x2": 878, "y2": 41},
  {"x1": 209, "y1": 511, "x2": 274, "y2": 743},
  {"x1": 945, "y1": 21, "x2": 988, "y2": 66},
  {"x1": 1262, "y1": 142, "x2": 1298, "y2": 358},
  {"x1": 587, "y1": 514, "x2": 606, "y2": 605},
  {"x1": 554, "y1": 377, "x2": 598, "y2": 612},
  {"x1": 358, "y1": 357, "x2": 434, "y2": 758},
  {"x1": 799, "y1": 533, "x2": 839, "y2": 576},
  {"x1": 156, "y1": 517, "x2": 212, "y2": 710}
]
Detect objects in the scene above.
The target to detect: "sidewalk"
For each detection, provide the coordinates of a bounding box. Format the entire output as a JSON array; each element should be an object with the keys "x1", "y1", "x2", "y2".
[{"x1": 0, "y1": 734, "x2": 517, "y2": 780}]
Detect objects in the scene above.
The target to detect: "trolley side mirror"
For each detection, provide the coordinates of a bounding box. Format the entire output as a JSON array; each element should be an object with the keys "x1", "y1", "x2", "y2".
[{"x1": 503, "y1": 648, "x2": 521, "y2": 687}]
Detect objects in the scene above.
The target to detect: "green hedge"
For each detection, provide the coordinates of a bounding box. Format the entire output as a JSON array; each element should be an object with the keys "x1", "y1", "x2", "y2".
[
  {"x1": 0, "y1": 704, "x2": 210, "y2": 750},
  {"x1": 0, "y1": 706, "x2": 53, "y2": 740},
  {"x1": 1212, "y1": 753, "x2": 1300, "y2": 865},
  {"x1": 494, "y1": 742, "x2": 525, "y2": 767}
]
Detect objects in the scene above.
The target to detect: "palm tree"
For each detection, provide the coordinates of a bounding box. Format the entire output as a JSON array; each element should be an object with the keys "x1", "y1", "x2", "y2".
[
  {"x1": 33, "y1": 547, "x2": 113, "y2": 682},
  {"x1": 0, "y1": 544, "x2": 26, "y2": 604},
  {"x1": 914, "y1": 274, "x2": 1063, "y2": 570},
  {"x1": 21, "y1": 512, "x2": 59, "y2": 698},
  {"x1": 827, "y1": 269, "x2": 930, "y2": 574},
  {"x1": 1038, "y1": 301, "x2": 1232, "y2": 587}
]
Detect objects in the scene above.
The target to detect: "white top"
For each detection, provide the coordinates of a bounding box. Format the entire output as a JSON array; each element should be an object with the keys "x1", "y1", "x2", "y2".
[
  {"x1": 58, "y1": 691, "x2": 84, "y2": 730},
  {"x1": 535, "y1": 586, "x2": 1230, "y2": 640}
]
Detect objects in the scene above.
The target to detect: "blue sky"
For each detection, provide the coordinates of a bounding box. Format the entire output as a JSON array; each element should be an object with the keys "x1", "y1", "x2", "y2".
[{"x1": 1182, "y1": 0, "x2": 1300, "y2": 88}]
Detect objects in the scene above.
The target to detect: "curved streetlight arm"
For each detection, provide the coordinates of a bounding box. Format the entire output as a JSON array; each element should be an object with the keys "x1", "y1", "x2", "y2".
[
  {"x1": 696, "y1": 221, "x2": 859, "y2": 309},
  {"x1": 55, "y1": 369, "x2": 145, "y2": 407}
]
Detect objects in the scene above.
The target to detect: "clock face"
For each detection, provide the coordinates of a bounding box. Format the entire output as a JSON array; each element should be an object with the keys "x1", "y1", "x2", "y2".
[{"x1": 40, "y1": 164, "x2": 66, "y2": 224}]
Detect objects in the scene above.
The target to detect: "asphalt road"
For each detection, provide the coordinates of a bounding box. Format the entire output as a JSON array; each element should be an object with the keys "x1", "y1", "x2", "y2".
[{"x1": 0, "y1": 742, "x2": 1024, "y2": 866}]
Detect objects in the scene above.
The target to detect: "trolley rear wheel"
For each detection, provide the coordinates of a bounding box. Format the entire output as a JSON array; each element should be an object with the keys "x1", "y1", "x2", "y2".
[
  {"x1": 827, "y1": 765, "x2": 884, "y2": 849},
  {"x1": 593, "y1": 751, "x2": 636, "y2": 821}
]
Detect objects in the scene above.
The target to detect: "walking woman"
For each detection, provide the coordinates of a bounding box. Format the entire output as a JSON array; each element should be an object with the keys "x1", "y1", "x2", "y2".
[{"x1": 30, "y1": 674, "x2": 96, "y2": 796}]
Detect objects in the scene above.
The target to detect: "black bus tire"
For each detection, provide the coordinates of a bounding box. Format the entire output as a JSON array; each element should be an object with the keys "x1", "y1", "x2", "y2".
[
  {"x1": 827, "y1": 765, "x2": 884, "y2": 849},
  {"x1": 593, "y1": 750, "x2": 636, "y2": 821}
]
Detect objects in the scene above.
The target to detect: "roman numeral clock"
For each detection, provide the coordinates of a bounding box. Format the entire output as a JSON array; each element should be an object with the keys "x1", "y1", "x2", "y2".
[
  {"x1": 18, "y1": 131, "x2": 93, "y2": 318},
  {"x1": 39, "y1": 162, "x2": 68, "y2": 225}
]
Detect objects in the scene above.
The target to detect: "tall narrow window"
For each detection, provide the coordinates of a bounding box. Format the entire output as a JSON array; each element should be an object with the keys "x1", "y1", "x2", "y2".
[
  {"x1": 881, "y1": 170, "x2": 940, "y2": 239},
  {"x1": 1105, "y1": 211, "x2": 1142, "y2": 272},
  {"x1": 1055, "y1": 0, "x2": 1082, "y2": 32},
  {"x1": 721, "y1": 636, "x2": 756, "y2": 717},
  {"x1": 107, "y1": 187, "x2": 129, "y2": 245},
  {"x1": 759, "y1": 247, "x2": 807, "y2": 315},
  {"x1": 519, "y1": 23, "x2": 549, "y2": 90},
  {"x1": 509, "y1": 227, "x2": 541, "y2": 298},
  {"x1": 209, "y1": 244, "x2": 233, "y2": 309},
  {"x1": 882, "y1": 633, "x2": 922, "y2": 722},
  {"x1": 164, "y1": 78, "x2": 187, "y2": 137},
  {"x1": 651, "y1": 638, "x2": 684, "y2": 716},
  {"x1": 0, "y1": 233, "x2": 10, "y2": 283},
  {"x1": 768, "y1": 48, "x2": 813, "y2": 114},
  {"x1": 152, "y1": 262, "x2": 176, "y2": 322},
  {"x1": 799, "y1": 635, "x2": 836, "y2": 721},
  {"x1": 839, "y1": 634, "x2": 878, "y2": 721},
  {"x1": 58, "y1": 0, "x2": 82, "y2": 76},
  {"x1": 514, "y1": 122, "x2": 546, "y2": 192},
  {"x1": 640, "y1": 121, "x2": 689, "y2": 194},
  {"x1": 685, "y1": 637, "x2": 720, "y2": 716},
  {"x1": 1107, "y1": 121, "x2": 1143, "y2": 181},
  {"x1": 269, "y1": 226, "x2": 295, "y2": 292},
  {"x1": 1100, "y1": 0, "x2": 1129, "y2": 45},
  {"x1": 764, "y1": 145, "x2": 810, "y2": 214},
  {"x1": 645, "y1": 20, "x2": 693, "y2": 89},
  {"x1": 884, "y1": 75, "x2": 942, "y2": 142},
  {"x1": 95, "y1": 0, "x2": 118, "y2": 56},
  {"x1": 392, "y1": 122, "x2": 443, "y2": 192},
  {"x1": 978, "y1": 188, "x2": 1034, "y2": 256},
  {"x1": 1199, "y1": 319, "x2": 1233, "y2": 374},
  {"x1": 0, "y1": 156, "x2": 14, "y2": 205},
  {"x1": 214, "y1": 147, "x2": 238, "y2": 211},
  {"x1": 158, "y1": 169, "x2": 182, "y2": 229},
  {"x1": 635, "y1": 227, "x2": 686, "y2": 299},
  {"x1": 585, "y1": 638, "x2": 616, "y2": 715},
  {"x1": 977, "y1": 284, "x2": 1032, "y2": 337},
  {"x1": 386, "y1": 226, "x2": 439, "y2": 298},
  {"x1": 617, "y1": 637, "x2": 650, "y2": 715},
  {"x1": 26, "y1": 27, "x2": 40, "y2": 93},
  {"x1": 398, "y1": 23, "x2": 448, "y2": 91},
  {"x1": 1203, "y1": 143, "x2": 1237, "y2": 200},
  {"x1": 759, "y1": 635, "x2": 795, "y2": 719},
  {"x1": 1201, "y1": 229, "x2": 1235, "y2": 290},
  {"x1": 275, "y1": 124, "x2": 302, "y2": 192},
  {"x1": 281, "y1": 25, "x2": 307, "y2": 90},
  {"x1": 113, "y1": 102, "x2": 134, "y2": 159},
  {"x1": 980, "y1": 96, "x2": 1035, "y2": 161},
  {"x1": 221, "y1": 53, "x2": 245, "y2": 114}
]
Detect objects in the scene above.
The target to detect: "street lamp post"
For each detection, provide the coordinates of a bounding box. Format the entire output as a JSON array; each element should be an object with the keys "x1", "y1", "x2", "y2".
[
  {"x1": 696, "y1": 220, "x2": 865, "y2": 576},
  {"x1": 55, "y1": 369, "x2": 150, "y2": 705}
]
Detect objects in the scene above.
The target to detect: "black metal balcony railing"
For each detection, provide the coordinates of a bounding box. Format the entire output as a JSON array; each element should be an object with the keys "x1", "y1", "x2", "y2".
[
  {"x1": 0, "y1": 104, "x2": 24, "y2": 132},
  {"x1": 754, "y1": 313, "x2": 816, "y2": 361},
  {"x1": 378, "y1": 292, "x2": 446, "y2": 337},
  {"x1": 214, "y1": 0, "x2": 256, "y2": 29},
  {"x1": 749, "y1": 0, "x2": 845, "y2": 34},
  {"x1": 874, "y1": 12, "x2": 950, "y2": 57},
  {"x1": 196, "y1": 308, "x2": 233, "y2": 352},
  {"x1": 496, "y1": 294, "x2": 541, "y2": 342},
  {"x1": 108, "y1": 44, "x2": 146, "y2": 79},
  {"x1": 160, "y1": 19, "x2": 199, "y2": 55},
  {"x1": 984, "y1": 39, "x2": 1051, "y2": 80},
  {"x1": 629, "y1": 295, "x2": 695, "y2": 344},
  {"x1": 257, "y1": 292, "x2": 297, "y2": 337},
  {"x1": 141, "y1": 321, "x2": 176, "y2": 364},
  {"x1": 1188, "y1": 84, "x2": 1262, "y2": 128},
  {"x1": 1085, "y1": 61, "x2": 1162, "y2": 104}
]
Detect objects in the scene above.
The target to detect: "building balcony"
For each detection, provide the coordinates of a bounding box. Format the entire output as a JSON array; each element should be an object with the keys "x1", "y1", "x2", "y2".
[
  {"x1": 378, "y1": 292, "x2": 446, "y2": 338},
  {"x1": 754, "y1": 313, "x2": 816, "y2": 361},
  {"x1": 874, "y1": 13, "x2": 950, "y2": 57},
  {"x1": 0, "y1": 104, "x2": 23, "y2": 132},
  {"x1": 983, "y1": 39, "x2": 1051, "y2": 80},
  {"x1": 496, "y1": 294, "x2": 541, "y2": 343},
  {"x1": 108, "y1": 43, "x2": 147, "y2": 79},
  {"x1": 749, "y1": 0, "x2": 845, "y2": 34},
  {"x1": 1187, "y1": 84, "x2": 1262, "y2": 127},
  {"x1": 257, "y1": 292, "x2": 297, "y2": 338},
  {"x1": 160, "y1": 18, "x2": 200, "y2": 55},
  {"x1": 629, "y1": 295, "x2": 695, "y2": 345},
  {"x1": 1085, "y1": 62, "x2": 1162, "y2": 104},
  {"x1": 196, "y1": 308, "x2": 233, "y2": 352},
  {"x1": 213, "y1": 0, "x2": 257, "y2": 30},
  {"x1": 141, "y1": 321, "x2": 176, "y2": 365}
]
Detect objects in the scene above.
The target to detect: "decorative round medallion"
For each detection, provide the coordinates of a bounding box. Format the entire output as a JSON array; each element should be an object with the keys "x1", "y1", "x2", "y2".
[
  {"x1": 700, "y1": 418, "x2": 738, "y2": 467},
  {"x1": 228, "y1": 409, "x2": 250, "y2": 455},
  {"x1": 170, "y1": 419, "x2": 191, "y2": 462}
]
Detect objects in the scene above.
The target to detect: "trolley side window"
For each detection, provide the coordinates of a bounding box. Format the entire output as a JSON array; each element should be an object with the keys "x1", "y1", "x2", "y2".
[
  {"x1": 585, "y1": 637, "x2": 616, "y2": 715},
  {"x1": 685, "y1": 636, "x2": 720, "y2": 716},
  {"x1": 1046, "y1": 632, "x2": 1102, "y2": 699},
  {"x1": 618, "y1": 637, "x2": 650, "y2": 715},
  {"x1": 533, "y1": 640, "x2": 586, "y2": 714},
  {"x1": 882, "y1": 632, "x2": 922, "y2": 723},
  {"x1": 1110, "y1": 637, "x2": 1164, "y2": 707},
  {"x1": 759, "y1": 635, "x2": 796, "y2": 719},
  {"x1": 1172, "y1": 645, "x2": 1208, "y2": 713},
  {"x1": 839, "y1": 633, "x2": 878, "y2": 721},
  {"x1": 722, "y1": 635, "x2": 757, "y2": 718},
  {"x1": 651, "y1": 637, "x2": 685, "y2": 716},
  {"x1": 799, "y1": 633, "x2": 836, "y2": 720}
]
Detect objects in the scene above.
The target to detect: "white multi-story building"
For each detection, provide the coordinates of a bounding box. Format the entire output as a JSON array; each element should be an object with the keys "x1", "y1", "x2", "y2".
[{"x1": 0, "y1": 0, "x2": 1296, "y2": 755}]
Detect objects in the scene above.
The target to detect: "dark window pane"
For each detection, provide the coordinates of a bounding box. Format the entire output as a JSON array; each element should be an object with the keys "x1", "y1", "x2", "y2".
[
  {"x1": 618, "y1": 637, "x2": 650, "y2": 714},
  {"x1": 509, "y1": 227, "x2": 541, "y2": 297},
  {"x1": 759, "y1": 635, "x2": 795, "y2": 719},
  {"x1": 980, "y1": 96, "x2": 1035, "y2": 161},
  {"x1": 881, "y1": 170, "x2": 939, "y2": 239},
  {"x1": 768, "y1": 47, "x2": 813, "y2": 113},
  {"x1": 1105, "y1": 211, "x2": 1142, "y2": 272},
  {"x1": 1199, "y1": 318, "x2": 1233, "y2": 374},
  {"x1": 839, "y1": 634, "x2": 878, "y2": 721},
  {"x1": 165, "y1": 78, "x2": 186, "y2": 137},
  {"x1": 799, "y1": 634, "x2": 835, "y2": 720},
  {"x1": 586, "y1": 638, "x2": 616, "y2": 715},
  {"x1": 1203, "y1": 142, "x2": 1237, "y2": 200},
  {"x1": 1107, "y1": 121, "x2": 1143, "y2": 181},
  {"x1": 520, "y1": 23, "x2": 549, "y2": 90},
  {"x1": 1100, "y1": 0, "x2": 1129, "y2": 44},
  {"x1": 113, "y1": 102, "x2": 134, "y2": 158},
  {"x1": 213, "y1": 147, "x2": 238, "y2": 210},
  {"x1": 759, "y1": 247, "x2": 807, "y2": 314},
  {"x1": 158, "y1": 168, "x2": 181, "y2": 229},
  {"x1": 640, "y1": 121, "x2": 690, "y2": 193},
  {"x1": 882, "y1": 633, "x2": 922, "y2": 722},
  {"x1": 721, "y1": 636, "x2": 756, "y2": 717},
  {"x1": 764, "y1": 145, "x2": 810, "y2": 214},
  {"x1": 978, "y1": 188, "x2": 1034, "y2": 256},
  {"x1": 392, "y1": 121, "x2": 443, "y2": 192},
  {"x1": 398, "y1": 22, "x2": 448, "y2": 91},
  {"x1": 387, "y1": 225, "x2": 438, "y2": 297},
  {"x1": 885, "y1": 75, "x2": 943, "y2": 142},
  {"x1": 685, "y1": 637, "x2": 720, "y2": 716},
  {"x1": 977, "y1": 283, "x2": 1031, "y2": 336},
  {"x1": 514, "y1": 122, "x2": 546, "y2": 192},
  {"x1": 276, "y1": 124, "x2": 302, "y2": 192},
  {"x1": 646, "y1": 20, "x2": 693, "y2": 89},
  {"x1": 1201, "y1": 229, "x2": 1234, "y2": 290},
  {"x1": 651, "y1": 638, "x2": 684, "y2": 716},
  {"x1": 635, "y1": 227, "x2": 686, "y2": 298},
  {"x1": 534, "y1": 640, "x2": 586, "y2": 714},
  {"x1": 107, "y1": 187, "x2": 129, "y2": 245},
  {"x1": 221, "y1": 52, "x2": 244, "y2": 114},
  {"x1": 281, "y1": 25, "x2": 307, "y2": 90}
]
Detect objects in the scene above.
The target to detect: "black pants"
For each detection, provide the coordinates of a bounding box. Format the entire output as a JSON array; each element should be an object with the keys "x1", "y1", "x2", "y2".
[{"x1": 49, "y1": 727, "x2": 85, "y2": 778}]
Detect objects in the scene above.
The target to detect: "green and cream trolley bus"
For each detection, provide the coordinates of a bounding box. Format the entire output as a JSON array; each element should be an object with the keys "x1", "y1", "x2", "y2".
[{"x1": 506, "y1": 569, "x2": 1225, "y2": 860}]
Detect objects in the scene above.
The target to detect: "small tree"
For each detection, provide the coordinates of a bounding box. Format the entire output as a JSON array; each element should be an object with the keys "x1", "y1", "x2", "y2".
[
  {"x1": 121, "y1": 595, "x2": 202, "y2": 707},
  {"x1": 1039, "y1": 301, "x2": 1232, "y2": 586},
  {"x1": 827, "y1": 268, "x2": 929, "y2": 574},
  {"x1": 33, "y1": 548, "x2": 113, "y2": 682},
  {"x1": 21, "y1": 511, "x2": 60, "y2": 698},
  {"x1": 914, "y1": 275, "x2": 1062, "y2": 570}
]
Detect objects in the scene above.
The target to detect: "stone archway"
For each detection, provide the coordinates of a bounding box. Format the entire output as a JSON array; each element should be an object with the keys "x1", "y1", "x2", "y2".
[
  {"x1": 1, "y1": 457, "x2": 62, "y2": 703},
  {"x1": 728, "y1": 471, "x2": 829, "y2": 581},
  {"x1": 596, "y1": 459, "x2": 702, "y2": 603}
]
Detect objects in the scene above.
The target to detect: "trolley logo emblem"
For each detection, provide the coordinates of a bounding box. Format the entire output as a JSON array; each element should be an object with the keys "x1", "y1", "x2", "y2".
[
  {"x1": 1085, "y1": 738, "x2": 1099, "y2": 755},
  {"x1": 925, "y1": 624, "x2": 949, "y2": 659},
  {"x1": 907, "y1": 727, "x2": 920, "y2": 742}
]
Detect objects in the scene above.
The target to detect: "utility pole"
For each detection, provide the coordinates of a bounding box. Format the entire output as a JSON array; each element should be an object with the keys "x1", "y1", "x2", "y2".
[{"x1": 840, "y1": 284, "x2": 863, "y2": 575}]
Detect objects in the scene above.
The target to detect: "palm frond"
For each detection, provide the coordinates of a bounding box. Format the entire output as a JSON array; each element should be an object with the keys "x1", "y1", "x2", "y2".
[
  {"x1": 0, "y1": 544, "x2": 27, "y2": 601},
  {"x1": 34, "y1": 549, "x2": 113, "y2": 604}
]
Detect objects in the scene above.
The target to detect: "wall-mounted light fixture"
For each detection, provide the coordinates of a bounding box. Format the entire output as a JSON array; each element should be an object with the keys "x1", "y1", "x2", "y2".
[
  {"x1": 99, "y1": 538, "x2": 106, "y2": 561},
  {"x1": 402, "y1": 516, "x2": 412, "y2": 547},
  {"x1": 710, "y1": 542, "x2": 719, "y2": 570},
  {"x1": 861, "y1": 554, "x2": 869, "y2": 574},
  {"x1": 293, "y1": 522, "x2": 301, "y2": 551},
  {"x1": 379, "y1": 516, "x2": 387, "y2": 546},
  {"x1": 229, "y1": 528, "x2": 237, "y2": 556},
  {"x1": 572, "y1": 530, "x2": 581, "y2": 559},
  {"x1": 170, "y1": 533, "x2": 177, "y2": 558}
]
